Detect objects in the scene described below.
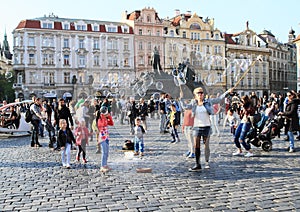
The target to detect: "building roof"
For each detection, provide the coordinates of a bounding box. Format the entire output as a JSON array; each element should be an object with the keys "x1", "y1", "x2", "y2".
[
  {"x1": 15, "y1": 16, "x2": 134, "y2": 34},
  {"x1": 224, "y1": 34, "x2": 236, "y2": 44}
]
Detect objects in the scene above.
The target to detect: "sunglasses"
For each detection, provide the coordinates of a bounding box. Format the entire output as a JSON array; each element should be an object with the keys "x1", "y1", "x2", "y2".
[{"x1": 197, "y1": 91, "x2": 204, "y2": 94}]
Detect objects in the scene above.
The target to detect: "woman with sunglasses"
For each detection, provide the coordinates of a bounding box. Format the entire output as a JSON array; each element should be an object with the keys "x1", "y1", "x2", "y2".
[
  {"x1": 180, "y1": 87, "x2": 232, "y2": 171},
  {"x1": 278, "y1": 91, "x2": 300, "y2": 152}
]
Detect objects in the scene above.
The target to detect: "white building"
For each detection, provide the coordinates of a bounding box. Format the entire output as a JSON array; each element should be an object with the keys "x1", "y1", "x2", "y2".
[{"x1": 13, "y1": 14, "x2": 135, "y2": 100}]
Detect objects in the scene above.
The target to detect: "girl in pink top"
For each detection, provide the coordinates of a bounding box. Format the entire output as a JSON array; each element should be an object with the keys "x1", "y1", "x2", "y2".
[{"x1": 74, "y1": 119, "x2": 90, "y2": 163}]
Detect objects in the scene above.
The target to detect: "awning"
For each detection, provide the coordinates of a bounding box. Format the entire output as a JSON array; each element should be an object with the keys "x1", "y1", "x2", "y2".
[
  {"x1": 43, "y1": 93, "x2": 57, "y2": 98},
  {"x1": 63, "y1": 92, "x2": 72, "y2": 98}
]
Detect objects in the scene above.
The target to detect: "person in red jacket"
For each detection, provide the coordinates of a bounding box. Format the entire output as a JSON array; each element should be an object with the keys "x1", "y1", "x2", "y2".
[{"x1": 97, "y1": 106, "x2": 114, "y2": 173}]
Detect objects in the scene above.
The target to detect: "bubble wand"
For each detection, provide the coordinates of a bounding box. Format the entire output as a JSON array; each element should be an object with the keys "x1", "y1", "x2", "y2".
[{"x1": 232, "y1": 55, "x2": 263, "y2": 90}]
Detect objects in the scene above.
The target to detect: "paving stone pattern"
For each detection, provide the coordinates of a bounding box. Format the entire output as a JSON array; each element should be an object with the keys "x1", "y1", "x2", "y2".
[{"x1": 0, "y1": 117, "x2": 300, "y2": 211}]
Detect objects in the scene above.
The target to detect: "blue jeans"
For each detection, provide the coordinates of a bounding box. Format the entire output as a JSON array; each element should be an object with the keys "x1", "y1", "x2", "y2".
[
  {"x1": 100, "y1": 139, "x2": 109, "y2": 167},
  {"x1": 234, "y1": 122, "x2": 251, "y2": 151},
  {"x1": 134, "y1": 137, "x2": 144, "y2": 153},
  {"x1": 287, "y1": 131, "x2": 295, "y2": 149},
  {"x1": 61, "y1": 143, "x2": 71, "y2": 166}
]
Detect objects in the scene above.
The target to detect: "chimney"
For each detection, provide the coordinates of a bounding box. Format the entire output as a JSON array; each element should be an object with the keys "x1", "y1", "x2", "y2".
[{"x1": 175, "y1": 9, "x2": 180, "y2": 16}]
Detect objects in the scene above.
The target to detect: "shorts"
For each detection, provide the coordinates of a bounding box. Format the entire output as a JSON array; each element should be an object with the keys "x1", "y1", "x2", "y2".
[{"x1": 193, "y1": 126, "x2": 211, "y2": 137}]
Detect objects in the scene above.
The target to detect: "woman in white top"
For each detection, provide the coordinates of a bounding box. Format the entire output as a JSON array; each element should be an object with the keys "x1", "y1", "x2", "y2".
[{"x1": 180, "y1": 87, "x2": 232, "y2": 171}]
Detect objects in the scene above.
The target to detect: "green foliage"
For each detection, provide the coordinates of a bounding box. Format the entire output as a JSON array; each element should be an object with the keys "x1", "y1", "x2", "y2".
[{"x1": 0, "y1": 72, "x2": 15, "y2": 102}]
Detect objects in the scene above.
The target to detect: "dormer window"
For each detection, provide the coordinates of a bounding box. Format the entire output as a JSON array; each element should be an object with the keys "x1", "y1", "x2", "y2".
[
  {"x1": 63, "y1": 23, "x2": 69, "y2": 30},
  {"x1": 42, "y1": 22, "x2": 53, "y2": 29},
  {"x1": 93, "y1": 25, "x2": 99, "y2": 31},
  {"x1": 77, "y1": 24, "x2": 86, "y2": 31},
  {"x1": 107, "y1": 26, "x2": 117, "y2": 32}
]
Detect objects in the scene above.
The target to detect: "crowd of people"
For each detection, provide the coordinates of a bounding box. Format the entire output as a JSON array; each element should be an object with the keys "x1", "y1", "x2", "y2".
[{"x1": 1, "y1": 87, "x2": 299, "y2": 173}]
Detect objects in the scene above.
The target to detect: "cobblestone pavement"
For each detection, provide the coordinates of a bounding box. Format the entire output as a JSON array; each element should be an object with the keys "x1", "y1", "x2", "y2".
[{"x1": 0, "y1": 117, "x2": 300, "y2": 211}]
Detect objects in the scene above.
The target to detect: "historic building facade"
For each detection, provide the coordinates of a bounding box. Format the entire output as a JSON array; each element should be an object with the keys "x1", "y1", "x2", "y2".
[
  {"x1": 12, "y1": 14, "x2": 135, "y2": 100},
  {"x1": 122, "y1": 7, "x2": 165, "y2": 76},
  {"x1": 225, "y1": 22, "x2": 270, "y2": 97},
  {"x1": 294, "y1": 34, "x2": 300, "y2": 92},
  {"x1": 163, "y1": 10, "x2": 226, "y2": 94},
  {"x1": 259, "y1": 29, "x2": 297, "y2": 95}
]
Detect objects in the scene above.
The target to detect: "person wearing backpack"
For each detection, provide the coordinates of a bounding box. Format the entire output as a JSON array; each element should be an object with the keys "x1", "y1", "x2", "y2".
[{"x1": 30, "y1": 98, "x2": 45, "y2": 147}]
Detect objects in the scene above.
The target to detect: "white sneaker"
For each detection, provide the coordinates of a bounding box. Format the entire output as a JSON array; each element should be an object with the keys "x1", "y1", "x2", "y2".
[
  {"x1": 244, "y1": 152, "x2": 254, "y2": 157},
  {"x1": 205, "y1": 162, "x2": 210, "y2": 169},
  {"x1": 232, "y1": 151, "x2": 243, "y2": 156}
]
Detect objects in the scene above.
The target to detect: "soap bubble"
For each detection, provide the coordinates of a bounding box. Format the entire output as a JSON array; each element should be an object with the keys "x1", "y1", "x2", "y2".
[{"x1": 155, "y1": 81, "x2": 163, "y2": 90}]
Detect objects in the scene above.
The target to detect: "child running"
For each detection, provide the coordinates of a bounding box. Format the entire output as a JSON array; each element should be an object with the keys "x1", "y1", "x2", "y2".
[
  {"x1": 97, "y1": 106, "x2": 114, "y2": 173},
  {"x1": 133, "y1": 117, "x2": 146, "y2": 156},
  {"x1": 57, "y1": 119, "x2": 76, "y2": 169},
  {"x1": 74, "y1": 119, "x2": 90, "y2": 164}
]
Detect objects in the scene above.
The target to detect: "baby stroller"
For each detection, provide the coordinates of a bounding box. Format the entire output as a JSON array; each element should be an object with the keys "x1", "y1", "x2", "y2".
[
  {"x1": 44, "y1": 119, "x2": 57, "y2": 149},
  {"x1": 246, "y1": 113, "x2": 284, "y2": 152}
]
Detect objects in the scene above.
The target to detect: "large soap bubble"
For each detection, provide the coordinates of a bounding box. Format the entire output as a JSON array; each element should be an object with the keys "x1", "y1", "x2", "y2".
[{"x1": 155, "y1": 81, "x2": 163, "y2": 90}]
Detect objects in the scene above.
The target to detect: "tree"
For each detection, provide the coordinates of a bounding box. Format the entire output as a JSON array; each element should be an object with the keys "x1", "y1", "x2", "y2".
[{"x1": 0, "y1": 72, "x2": 15, "y2": 102}]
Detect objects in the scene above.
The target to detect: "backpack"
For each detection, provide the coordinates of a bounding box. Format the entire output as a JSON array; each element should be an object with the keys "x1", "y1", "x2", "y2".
[{"x1": 25, "y1": 109, "x2": 32, "y2": 123}]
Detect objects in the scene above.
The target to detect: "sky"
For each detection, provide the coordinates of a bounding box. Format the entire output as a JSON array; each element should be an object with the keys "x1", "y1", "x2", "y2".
[{"x1": 0, "y1": 0, "x2": 299, "y2": 46}]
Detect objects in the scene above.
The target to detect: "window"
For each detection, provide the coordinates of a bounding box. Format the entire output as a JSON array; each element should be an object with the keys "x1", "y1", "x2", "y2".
[
  {"x1": 79, "y1": 55, "x2": 86, "y2": 67},
  {"x1": 183, "y1": 44, "x2": 187, "y2": 52},
  {"x1": 138, "y1": 42, "x2": 143, "y2": 50},
  {"x1": 156, "y1": 30, "x2": 160, "y2": 36},
  {"x1": 17, "y1": 73, "x2": 22, "y2": 84},
  {"x1": 248, "y1": 78, "x2": 252, "y2": 87},
  {"x1": 63, "y1": 39, "x2": 69, "y2": 48},
  {"x1": 77, "y1": 25, "x2": 86, "y2": 31},
  {"x1": 63, "y1": 24, "x2": 69, "y2": 30},
  {"x1": 147, "y1": 15, "x2": 151, "y2": 23},
  {"x1": 44, "y1": 72, "x2": 55, "y2": 84},
  {"x1": 93, "y1": 39, "x2": 99, "y2": 49},
  {"x1": 94, "y1": 55, "x2": 100, "y2": 66},
  {"x1": 107, "y1": 56, "x2": 113, "y2": 66},
  {"x1": 79, "y1": 39, "x2": 85, "y2": 49},
  {"x1": 206, "y1": 33, "x2": 209, "y2": 39},
  {"x1": 124, "y1": 58, "x2": 129, "y2": 66},
  {"x1": 42, "y1": 54, "x2": 54, "y2": 65},
  {"x1": 148, "y1": 42, "x2": 152, "y2": 50},
  {"x1": 139, "y1": 29, "x2": 143, "y2": 35},
  {"x1": 64, "y1": 55, "x2": 70, "y2": 65},
  {"x1": 139, "y1": 56, "x2": 144, "y2": 65},
  {"x1": 107, "y1": 26, "x2": 117, "y2": 32},
  {"x1": 148, "y1": 55, "x2": 152, "y2": 65},
  {"x1": 64, "y1": 73, "x2": 71, "y2": 84},
  {"x1": 42, "y1": 22, "x2": 53, "y2": 29},
  {"x1": 215, "y1": 34, "x2": 219, "y2": 40},
  {"x1": 42, "y1": 37, "x2": 54, "y2": 47},
  {"x1": 182, "y1": 31, "x2": 186, "y2": 38},
  {"x1": 29, "y1": 54, "x2": 35, "y2": 64},
  {"x1": 148, "y1": 30, "x2": 151, "y2": 35},
  {"x1": 107, "y1": 40, "x2": 112, "y2": 50},
  {"x1": 30, "y1": 72, "x2": 36, "y2": 84},
  {"x1": 206, "y1": 45, "x2": 210, "y2": 54},
  {"x1": 28, "y1": 37, "x2": 35, "y2": 46},
  {"x1": 124, "y1": 41, "x2": 129, "y2": 51},
  {"x1": 170, "y1": 30, "x2": 174, "y2": 37},
  {"x1": 93, "y1": 25, "x2": 99, "y2": 31}
]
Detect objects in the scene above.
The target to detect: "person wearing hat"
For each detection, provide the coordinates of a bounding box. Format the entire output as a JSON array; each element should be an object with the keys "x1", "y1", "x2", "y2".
[{"x1": 96, "y1": 106, "x2": 114, "y2": 172}]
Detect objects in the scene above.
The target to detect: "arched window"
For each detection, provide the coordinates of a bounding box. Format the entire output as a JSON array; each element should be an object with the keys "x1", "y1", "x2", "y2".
[{"x1": 190, "y1": 23, "x2": 201, "y2": 30}]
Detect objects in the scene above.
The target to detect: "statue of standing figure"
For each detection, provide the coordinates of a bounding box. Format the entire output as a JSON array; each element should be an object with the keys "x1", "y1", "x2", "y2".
[{"x1": 151, "y1": 46, "x2": 162, "y2": 74}]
